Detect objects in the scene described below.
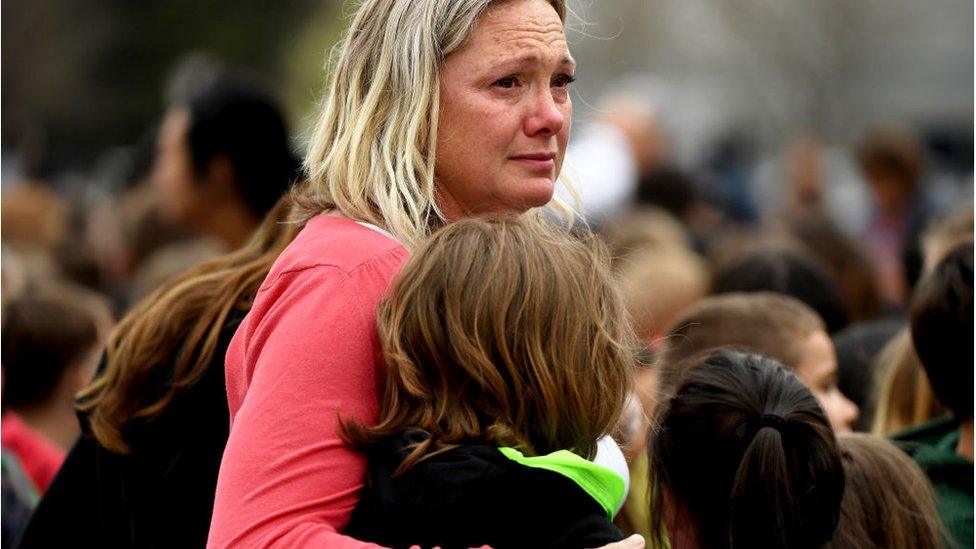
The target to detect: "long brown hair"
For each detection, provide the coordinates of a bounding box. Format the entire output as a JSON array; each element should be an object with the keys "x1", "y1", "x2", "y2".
[
  {"x1": 342, "y1": 216, "x2": 636, "y2": 474},
  {"x1": 828, "y1": 433, "x2": 944, "y2": 548},
  {"x1": 78, "y1": 197, "x2": 299, "y2": 453}
]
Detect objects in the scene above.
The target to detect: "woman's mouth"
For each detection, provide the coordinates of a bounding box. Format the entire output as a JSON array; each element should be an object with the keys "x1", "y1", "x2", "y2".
[{"x1": 510, "y1": 152, "x2": 556, "y2": 171}]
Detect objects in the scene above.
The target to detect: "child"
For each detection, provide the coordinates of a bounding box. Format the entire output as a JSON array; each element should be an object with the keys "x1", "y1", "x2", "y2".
[
  {"x1": 1, "y1": 289, "x2": 102, "y2": 493},
  {"x1": 894, "y1": 242, "x2": 974, "y2": 548},
  {"x1": 650, "y1": 349, "x2": 845, "y2": 548},
  {"x1": 658, "y1": 292, "x2": 859, "y2": 432},
  {"x1": 341, "y1": 216, "x2": 637, "y2": 548},
  {"x1": 829, "y1": 433, "x2": 944, "y2": 548}
]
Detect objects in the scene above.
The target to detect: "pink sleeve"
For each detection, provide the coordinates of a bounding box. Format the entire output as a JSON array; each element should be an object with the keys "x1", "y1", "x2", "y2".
[{"x1": 207, "y1": 265, "x2": 390, "y2": 548}]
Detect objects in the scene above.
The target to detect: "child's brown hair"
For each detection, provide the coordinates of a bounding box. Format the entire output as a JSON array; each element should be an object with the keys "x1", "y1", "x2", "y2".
[{"x1": 343, "y1": 216, "x2": 636, "y2": 474}]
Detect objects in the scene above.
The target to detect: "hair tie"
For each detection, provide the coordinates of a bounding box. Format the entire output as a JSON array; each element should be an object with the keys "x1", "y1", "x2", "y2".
[{"x1": 758, "y1": 413, "x2": 787, "y2": 432}]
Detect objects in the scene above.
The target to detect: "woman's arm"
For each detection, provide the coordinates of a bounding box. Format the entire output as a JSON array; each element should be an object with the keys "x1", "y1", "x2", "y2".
[{"x1": 207, "y1": 264, "x2": 394, "y2": 548}]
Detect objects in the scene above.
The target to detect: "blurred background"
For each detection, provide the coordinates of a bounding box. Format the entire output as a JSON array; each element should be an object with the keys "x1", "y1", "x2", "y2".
[{"x1": 1, "y1": 0, "x2": 972, "y2": 357}]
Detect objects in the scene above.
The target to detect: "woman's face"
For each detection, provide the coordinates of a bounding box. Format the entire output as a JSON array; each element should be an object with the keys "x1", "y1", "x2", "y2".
[
  {"x1": 796, "y1": 330, "x2": 860, "y2": 433},
  {"x1": 435, "y1": 0, "x2": 574, "y2": 219},
  {"x1": 152, "y1": 107, "x2": 200, "y2": 223}
]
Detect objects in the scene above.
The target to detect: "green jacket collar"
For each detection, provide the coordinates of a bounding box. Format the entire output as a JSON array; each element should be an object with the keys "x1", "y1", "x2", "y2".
[{"x1": 498, "y1": 447, "x2": 626, "y2": 519}]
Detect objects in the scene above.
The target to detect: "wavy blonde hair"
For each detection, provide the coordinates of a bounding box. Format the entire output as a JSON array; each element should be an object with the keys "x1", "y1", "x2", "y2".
[
  {"x1": 296, "y1": 0, "x2": 570, "y2": 249},
  {"x1": 342, "y1": 216, "x2": 636, "y2": 474}
]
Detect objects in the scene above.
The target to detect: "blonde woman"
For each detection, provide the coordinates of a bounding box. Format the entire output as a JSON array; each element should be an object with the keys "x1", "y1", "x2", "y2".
[{"x1": 206, "y1": 1, "x2": 649, "y2": 548}]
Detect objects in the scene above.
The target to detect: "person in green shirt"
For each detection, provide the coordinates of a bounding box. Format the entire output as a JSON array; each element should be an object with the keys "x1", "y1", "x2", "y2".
[{"x1": 893, "y1": 242, "x2": 973, "y2": 548}]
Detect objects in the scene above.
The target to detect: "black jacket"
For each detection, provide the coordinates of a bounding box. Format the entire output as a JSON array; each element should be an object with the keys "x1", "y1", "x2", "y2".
[
  {"x1": 344, "y1": 430, "x2": 623, "y2": 549},
  {"x1": 16, "y1": 315, "x2": 242, "y2": 549}
]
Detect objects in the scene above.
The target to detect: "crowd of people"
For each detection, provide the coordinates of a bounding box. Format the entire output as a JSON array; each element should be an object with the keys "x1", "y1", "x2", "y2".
[{"x1": 1, "y1": 0, "x2": 973, "y2": 547}]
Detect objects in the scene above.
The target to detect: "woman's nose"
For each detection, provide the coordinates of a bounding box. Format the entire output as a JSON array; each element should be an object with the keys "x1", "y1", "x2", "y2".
[{"x1": 524, "y1": 89, "x2": 565, "y2": 138}]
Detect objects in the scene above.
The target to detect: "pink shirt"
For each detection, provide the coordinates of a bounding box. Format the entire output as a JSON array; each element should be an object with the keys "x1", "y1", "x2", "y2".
[
  {"x1": 1, "y1": 412, "x2": 64, "y2": 493},
  {"x1": 208, "y1": 215, "x2": 409, "y2": 548}
]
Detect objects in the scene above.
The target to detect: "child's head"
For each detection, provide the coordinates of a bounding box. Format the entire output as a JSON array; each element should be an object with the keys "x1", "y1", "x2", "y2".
[
  {"x1": 711, "y1": 247, "x2": 849, "y2": 334},
  {"x1": 2, "y1": 289, "x2": 102, "y2": 414},
  {"x1": 659, "y1": 292, "x2": 859, "y2": 432},
  {"x1": 829, "y1": 433, "x2": 944, "y2": 548},
  {"x1": 651, "y1": 349, "x2": 844, "y2": 549},
  {"x1": 909, "y1": 242, "x2": 974, "y2": 421},
  {"x1": 346, "y1": 216, "x2": 635, "y2": 469}
]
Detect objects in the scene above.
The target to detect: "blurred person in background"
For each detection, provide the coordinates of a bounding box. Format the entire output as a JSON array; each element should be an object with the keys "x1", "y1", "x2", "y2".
[
  {"x1": 658, "y1": 292, "x2": 859, "y2": 434},
  {"x1": 18, "y1": 199, "x2": 299, "y2": 548},
  {"x1": 788, "y1": 215, "x2": 882, "y2": 323},
  {"x1": 1, "y1": 289, "x2": 103, "y2": 493},
  {"x1": 711, "y1": 245, "x2": 850, "y2": 334},
  {"x1": 0, "y1": 178, "x2": 70, "y2": 288},
  {"x1": 607, "y1": 212, "x2": 709, "y2": 541},
  {"x1": 872, "y1": 329, "x2": 947, "y2": 436},
  {"x1": 855, "y1": 125, "x2": 940, "y2": 309},
  {"x1": 602, "y1": 207, "x2": 694, "y2": 265},
  {"x1": 558, "y1": 91, "x2": 670, "y2": 228},
  {"x1": 919, "y1": 206, "x2": 974, "y2": 274},
  {"x1": 868, "y1": 207, "x2": 974, "y2": 432},
  {"x1": 151, "y1": 68, "x2": 299, "y2": 251},
  {"x1": 831, "y1": 319, "x2": 903, "y2": 432},
  {"x1": 753, "y1": 133, "x2": 872, "y2": 238},
  {"x1": 893, "y1": 243, "x2": 974, "y2": 548},
  {"x1": 829, "y1": 433, "x2": 945, "y2": 548}
]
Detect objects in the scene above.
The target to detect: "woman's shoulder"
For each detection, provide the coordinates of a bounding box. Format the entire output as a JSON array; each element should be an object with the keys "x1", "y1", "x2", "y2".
[{"x1": 263, "y1": 214, "x2": 409, "y2": 290}]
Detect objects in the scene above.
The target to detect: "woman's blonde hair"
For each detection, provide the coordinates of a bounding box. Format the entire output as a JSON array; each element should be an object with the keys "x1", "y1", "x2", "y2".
[
  {"x1": 872, "y1": 329, "x2": 947, "y2": 436},
  {"x1": 296, "y1": 0, "x2": 568, "y2": 249},
  {"x1": 79, "y1": 198, "x2": 300, "y2": 453},
  {"x1": 342, "y1": 216, "x2": 635, "y2": 474}
]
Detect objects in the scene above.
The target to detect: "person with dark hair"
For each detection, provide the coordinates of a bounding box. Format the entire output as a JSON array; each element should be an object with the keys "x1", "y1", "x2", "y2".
[
  {"x1": 650, "y1": 349, "x2": 845, "y2": 548},
  {"x1": 16, "y1": 199, "x2": 299, "y2": 548},
  {"x1": 831, "y1": 319, "x2": 902, "y2": 431},
  {"x1": 1, "y1": 290, "x2": 101, "y2": 494},
  {"x1": 711, "y1": 246, "x2": 850, "y2": 333},
  {"x1": 893, "y1": 242, "x2": 974, "y2": 548},
  {"x1": 152, "y1": 71, "x2": 298, "y2": 250},
  {"x1": 789, "y1": 215, "x2": 882, "y2": 322},
  {"x1": 634, "y1": 166, "x2": 699, "y2": 221},
  {"x1": 855, "y1": 125, "x2": 937, "y2": 307}
]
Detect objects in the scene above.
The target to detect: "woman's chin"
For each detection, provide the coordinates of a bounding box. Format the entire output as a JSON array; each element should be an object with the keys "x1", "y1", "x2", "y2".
[{"x1": 519, "y1": 177, "x2": 557, "y2": 209}]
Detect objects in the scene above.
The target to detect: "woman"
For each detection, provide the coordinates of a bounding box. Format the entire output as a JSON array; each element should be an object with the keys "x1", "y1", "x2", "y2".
[
  {"x1": 207, "y1": 0, "x2": 593, "y2": 546},
  {"x1": 16, "y1": 199, "x2": 298, "y2": 548}
]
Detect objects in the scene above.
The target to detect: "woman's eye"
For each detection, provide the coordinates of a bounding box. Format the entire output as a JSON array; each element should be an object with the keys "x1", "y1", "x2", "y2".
[
  {"x1": 553, "y1": 74, "x2": 577, "y2": 88},
  {"x1": 494, "y1": 76, "x2": 519, "y2": 89}
]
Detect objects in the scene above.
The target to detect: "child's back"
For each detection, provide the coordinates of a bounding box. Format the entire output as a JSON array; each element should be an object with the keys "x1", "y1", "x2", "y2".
[
  {"x1": 345, "y1": 430, "x2": 623, "y2": 548},
  {"x1": 341, "y1": 217, "x2": 637, "y2": 548}
]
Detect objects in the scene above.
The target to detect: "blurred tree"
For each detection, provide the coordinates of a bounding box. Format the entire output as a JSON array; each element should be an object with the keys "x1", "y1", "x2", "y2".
[{"x1": 2, "y1": 0, "x2": 330, "y2": 177}]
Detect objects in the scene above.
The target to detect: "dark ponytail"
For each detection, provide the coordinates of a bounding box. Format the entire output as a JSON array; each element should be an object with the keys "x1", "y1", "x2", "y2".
[{"x1": 650, "y1": 349, "x2": 844, "y2": 548}]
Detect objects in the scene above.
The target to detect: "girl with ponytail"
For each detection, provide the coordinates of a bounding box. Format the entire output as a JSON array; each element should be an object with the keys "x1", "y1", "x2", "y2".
[{"x1": 650, "y1": 349, "x2": 845, "y2": 548}]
